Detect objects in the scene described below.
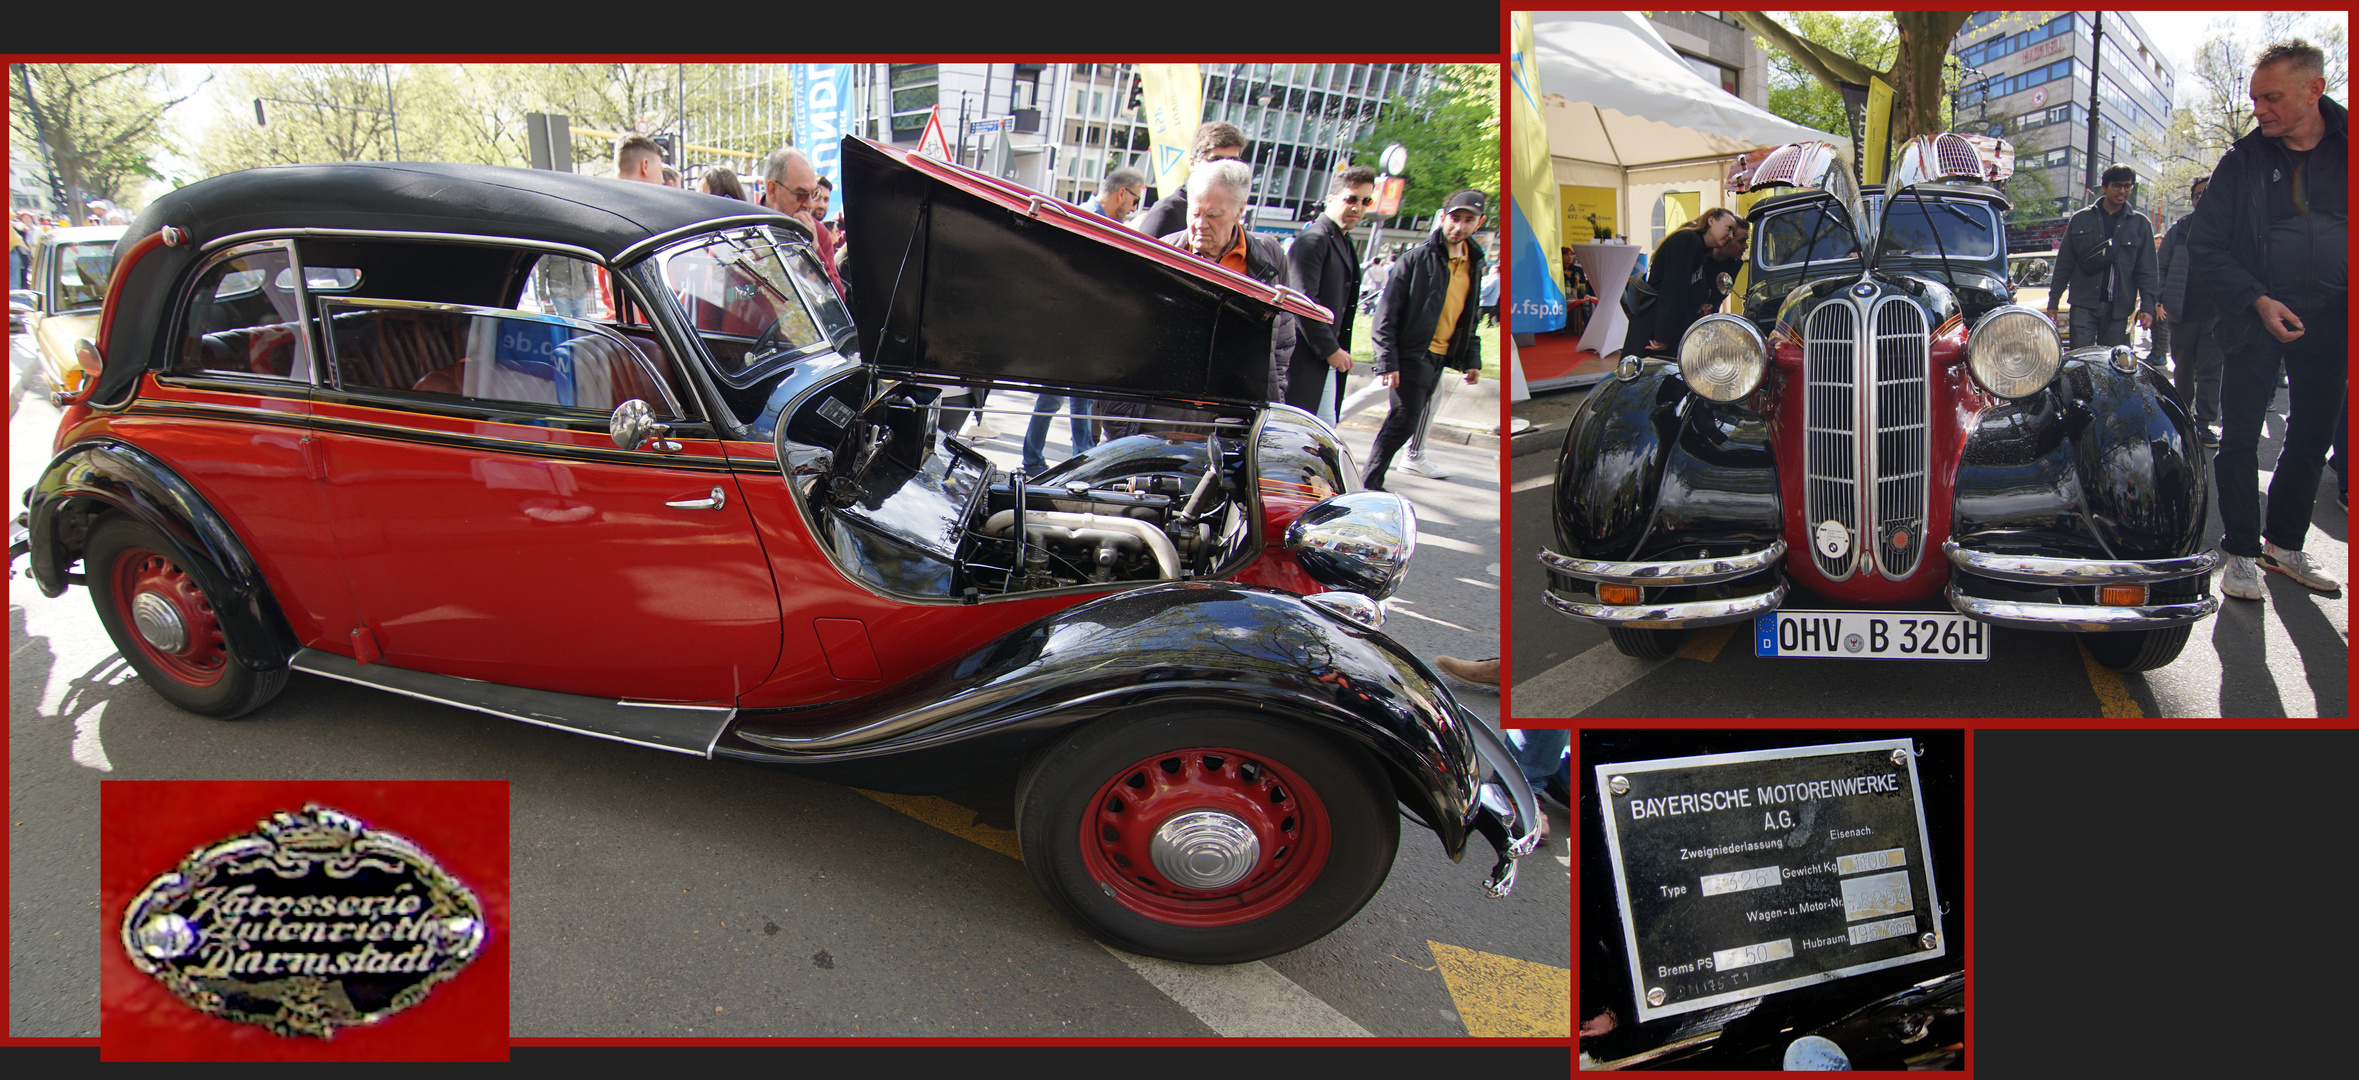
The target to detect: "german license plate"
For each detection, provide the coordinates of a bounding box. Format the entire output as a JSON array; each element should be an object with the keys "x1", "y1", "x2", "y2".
[{"x1": 1754, "y1": 610, "x2": 1990, "y2": 661}]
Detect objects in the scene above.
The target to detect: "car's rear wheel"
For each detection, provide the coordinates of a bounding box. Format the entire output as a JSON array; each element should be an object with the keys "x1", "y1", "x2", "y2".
[
  {"x1": 1607, "y1": 626, "x2": 1685, "y2": 660},
  {"x1": 86, "y1": 516, "x2": 287, "y2": 719},
  {"x1": 1015, "y1": 710, "x2": 1397, "y2": 964}
]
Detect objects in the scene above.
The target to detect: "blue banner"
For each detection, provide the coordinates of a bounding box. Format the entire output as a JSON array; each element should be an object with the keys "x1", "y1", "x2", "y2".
[
  {"x1": 792, "y1": 64, "x2": 853, "y2": 213},
  {"x1": 1509, "y1": 15, "x2": 1567, "y2": 333}
]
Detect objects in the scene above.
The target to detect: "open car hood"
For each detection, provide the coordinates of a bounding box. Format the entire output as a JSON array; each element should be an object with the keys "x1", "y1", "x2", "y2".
[{"x1": 842, "y1": 136, "x2": 1332, "y2": 409}]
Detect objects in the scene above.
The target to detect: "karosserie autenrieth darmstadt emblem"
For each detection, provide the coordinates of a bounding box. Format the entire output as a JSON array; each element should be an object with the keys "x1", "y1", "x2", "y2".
[{"x1": 120, "y1": 805, "x2": 486, "y2": 1038}]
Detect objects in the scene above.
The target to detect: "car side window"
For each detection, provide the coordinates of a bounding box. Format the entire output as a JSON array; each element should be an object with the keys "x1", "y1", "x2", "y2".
[
  {"x1": 173, "y1": 246, "x2": 308, "y2": 381},
  {"x1": 322, "y1": 299, "x2": 684, "y2": 419}
]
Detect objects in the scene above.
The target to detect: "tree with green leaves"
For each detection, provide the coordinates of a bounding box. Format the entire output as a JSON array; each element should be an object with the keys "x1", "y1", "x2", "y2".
[
  {"x1": 1761, "y1": 13, "x2": 1897, "y2": 137},
  {"x1": 11, "y1": 63, "x2": 198, "y2": 222},
  {"x1": 1349, "y1": 63, "x2": 1497, "y2": 221},
  {"x1": 1736, "y1": 12, "x2": 1981, "y2": 160}
]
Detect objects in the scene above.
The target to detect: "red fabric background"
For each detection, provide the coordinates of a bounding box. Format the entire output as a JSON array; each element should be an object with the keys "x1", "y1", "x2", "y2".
[{"x1": 99, "y1": 780, "x2": 509, "y2": 1061}]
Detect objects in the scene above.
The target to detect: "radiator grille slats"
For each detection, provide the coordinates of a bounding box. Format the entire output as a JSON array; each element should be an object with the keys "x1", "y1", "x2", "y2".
[
  {"x1": 1870, "y1": 298, "x2": 1930, "y2": 578},
  {"x1": 1799, "y1": 290, "x2": 1932, "y2": 582},
  {"x1": 1802, "y1": 303, "x2": 1858, "y2": 580}
]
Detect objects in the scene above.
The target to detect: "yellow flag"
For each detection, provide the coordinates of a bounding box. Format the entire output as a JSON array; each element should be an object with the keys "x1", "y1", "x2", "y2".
[
  {"x1": 1137, "y1": 64, "x2": 1204, "y2": 198},
  {"x1": 1511, "y1": 12, "x2": 1568, "y2": 331}
]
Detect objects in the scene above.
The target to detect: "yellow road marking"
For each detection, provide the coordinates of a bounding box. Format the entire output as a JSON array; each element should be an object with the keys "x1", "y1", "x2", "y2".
[
  {"x1": 1427, "y1": 941, "x2": 1571, "y2": 1037},
  {"x1": 1677, "y1": 623, "x2": 1737, "y2": 662},
  {"x1": 2075, "y1": 640, "x2": 2146, "y2": 718},
  {"x1": 854, "y1": 790, "x2": 1023, "y2": 861}
]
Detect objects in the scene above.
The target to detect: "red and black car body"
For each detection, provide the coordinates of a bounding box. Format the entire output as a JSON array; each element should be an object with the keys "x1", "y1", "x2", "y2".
[
  {"x1": 13, "y1": 137, "x2": 1540, "y2": 963},
  {"x1": 1545, "y1": 135, "x2": 2217, "y2": 672}
]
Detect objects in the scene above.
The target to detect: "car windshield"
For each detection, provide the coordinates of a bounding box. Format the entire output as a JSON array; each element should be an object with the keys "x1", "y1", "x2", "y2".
[
  {"x1": 656, "y1": 226, "x2": 851, "y2": 389},
  {"x1": 53, "y1": 241, "x2": 119, "y2": 311},
  {"x1": 1757, "y1": 203, "x2": 1862, "y2": 269},
  {"x1": 1869, "y1": 195, "x2": 2000, "y2": 261}
]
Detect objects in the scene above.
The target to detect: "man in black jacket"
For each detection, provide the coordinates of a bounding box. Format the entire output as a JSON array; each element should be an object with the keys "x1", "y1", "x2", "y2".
[
  {"x1": 2155, "y1": 176, "x2": 2222, "y2": 446},
  {"x1": 1283, "y1": 164, "x2": 1376, "y2": 418},
  {"x1": 2187, "y1": 38, "x2": 2346, "y2": 600},
  {"x1": 1133, "y1": 122, "x2": 1247, "y2": 240},
  {"x1": 1363, "y1": 189, "x2": 1488, "y2": 491},
  {"x1": 2047, "y1": 164, "x2": 2158, "y2": 348}
]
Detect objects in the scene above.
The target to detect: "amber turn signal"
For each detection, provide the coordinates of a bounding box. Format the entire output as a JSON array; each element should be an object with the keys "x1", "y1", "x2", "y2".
[
  {"x1": 2097, "y1": 583, "x2": 2147, "y2": 607},
  {"x1": 1598, "y1": 583, "x2": 1643, "y2": 606}
]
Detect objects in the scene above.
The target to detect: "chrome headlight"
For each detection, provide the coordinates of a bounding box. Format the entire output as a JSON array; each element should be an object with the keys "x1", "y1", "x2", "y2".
[
  {"x1": 1284, "y1": 490, "x2": 1417, "y2": 600},
  {"x1": 1968, "y1": 306, "x2": 2063, "y2": 399},
  {"x1": 1677, "y1": 314, "x2": 1767, "y2": 403}
]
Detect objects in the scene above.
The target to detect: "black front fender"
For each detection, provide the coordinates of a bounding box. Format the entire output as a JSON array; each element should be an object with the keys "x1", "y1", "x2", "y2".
[
  {"x1": 1954, "y1": 355, "x2": 2206, "y2": 559},
  {"x1": 23, "y1": 438, "x2": 299, "y2": 671},
  {"x1": 716, "y1": 581, "x2": 1492, "y2": 857}
]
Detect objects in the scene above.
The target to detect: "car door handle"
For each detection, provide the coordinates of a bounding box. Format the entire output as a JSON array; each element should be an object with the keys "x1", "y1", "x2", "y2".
[{"x1": 666, "y1": 486, "x2": 726, "y2": 511}]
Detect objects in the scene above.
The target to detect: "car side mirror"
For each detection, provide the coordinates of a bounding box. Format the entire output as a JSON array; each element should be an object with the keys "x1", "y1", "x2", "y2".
[{"x1": 610, "y1": 399, "x2": 681, "y2": 454}]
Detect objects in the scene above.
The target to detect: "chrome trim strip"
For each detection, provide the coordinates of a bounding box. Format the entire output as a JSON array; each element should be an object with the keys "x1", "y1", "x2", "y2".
[
  {"x1": 1945, "y1": 583, "x2": 2219, "y2": 630},
  {"x1": 615, "y1": 215, "x2": 801, "y2": 265},
  {"x1": 1538, "y1": 539, "x2": 1786, "y2": 586},
  {"x1": 1541, "y1": 581, "x2": 1788, "y2": 628},
  {"x1": 1943, "y1": 540, "x2": 2220, "y2": 584},
  {"x1": 289, "y1": 649, "x2": 726, "y2": 757},
  {"x1": 202, "y1": 228, "x2": 605, "y2": 265}
]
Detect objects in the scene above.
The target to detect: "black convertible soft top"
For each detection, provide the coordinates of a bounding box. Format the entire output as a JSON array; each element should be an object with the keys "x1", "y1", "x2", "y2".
[
  {"x1": 124, "y1": 161, "x2": 784, "y2": 263},
  {"x1": 92, "y1": 162, "x2": 788, "y2": 406}
]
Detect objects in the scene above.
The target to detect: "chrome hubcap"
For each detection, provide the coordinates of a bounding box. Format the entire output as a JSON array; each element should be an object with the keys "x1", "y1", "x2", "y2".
[
  {"x1": 131, "y1": 592, "x2": 188, "y2": 653},
  {"x1": 1149, "y1": 810, "x2": 1261, "y2": 890}
]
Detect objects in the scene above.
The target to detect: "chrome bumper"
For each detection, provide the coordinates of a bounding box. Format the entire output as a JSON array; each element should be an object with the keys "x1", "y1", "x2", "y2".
[
  {"x1": 1537, "y1": 540, "x2": 1787, "y2": 628},
  {"x1": 1462, "y1": 715, "x2": 1545, "y2": 898},
  {"x1": 1943, "y1": 541, "x2": 2220, "y2": 630}
]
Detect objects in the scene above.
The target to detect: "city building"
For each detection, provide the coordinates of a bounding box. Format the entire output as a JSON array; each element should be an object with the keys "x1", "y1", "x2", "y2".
[
  {"x1": 1647, "y1": 11, "x2": 1773, "y2": 111},
  {"x1": 831, "y1": 62, "x2": 1445, "y2": 235},
  {"x1": 1950, "y1": 11, "x2": 2176, "y2": 247}
]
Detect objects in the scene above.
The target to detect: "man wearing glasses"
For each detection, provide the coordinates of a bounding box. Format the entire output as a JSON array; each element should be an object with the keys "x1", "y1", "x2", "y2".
[
  {"x1": 761, "y1": 146, "x2": 844, "y2": 297},
  {"x1": 1284, "y1": 165, "x2": 1378, "y2": 420}
]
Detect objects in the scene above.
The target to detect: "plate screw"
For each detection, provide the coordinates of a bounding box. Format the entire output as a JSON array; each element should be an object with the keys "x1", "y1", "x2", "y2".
[
  {"x1": 1646, "y1": 987, "x2": 1666, "y2": 1007},
  {"x1": 1920, "y1": 932, "x2": 1938, "y2": 951},
  {"x1": 1608, "y1": 775, "x2": 1630, "y2": 795},
  {"x1": 1891, "y1": 747, "x2": 1910, "y2": 765}
]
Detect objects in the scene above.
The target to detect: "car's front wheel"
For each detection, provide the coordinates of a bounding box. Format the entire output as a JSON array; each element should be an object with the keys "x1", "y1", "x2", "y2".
[
  {"x1": 2076, "y1": 576, "x2": 2200, "y2": 672},
  {"x1": 86, "y1": 516, "x2": 288, "y2": 719},
  {"x1": 1607, "y1": 625, "x2": 1685, "y2": 659},
  {"x1": 1015, "y1": 710, "x2": 1398, "y2": 964}
]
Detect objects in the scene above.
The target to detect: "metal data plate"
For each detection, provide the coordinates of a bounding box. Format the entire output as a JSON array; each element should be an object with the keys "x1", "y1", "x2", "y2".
[
  {"x1": 1755, "y1": 610, "x2": 1991, "y2": 660},
  {"x1": 1595, "y1": 739, "x2": 1946, "y2": 1022}
]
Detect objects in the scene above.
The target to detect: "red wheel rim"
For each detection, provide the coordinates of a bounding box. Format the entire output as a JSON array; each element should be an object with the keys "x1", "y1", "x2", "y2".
[
  {"x1": 1080, "y1": 746, "x2": 1333, "y2": 928},
  {"x1": 110, "y1": 546, "x2": 227, "y2": 687}
]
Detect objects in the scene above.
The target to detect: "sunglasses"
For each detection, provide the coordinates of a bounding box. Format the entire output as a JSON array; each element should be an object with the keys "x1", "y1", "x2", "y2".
[{"x1": 1339, "y1": 194, "x2": 1376, "y2": 206}]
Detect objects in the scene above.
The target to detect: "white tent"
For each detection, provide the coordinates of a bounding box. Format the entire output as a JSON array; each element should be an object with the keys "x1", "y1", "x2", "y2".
[{"x1": 1534, "y1": 10, "x2": 1844, "y2": 242}]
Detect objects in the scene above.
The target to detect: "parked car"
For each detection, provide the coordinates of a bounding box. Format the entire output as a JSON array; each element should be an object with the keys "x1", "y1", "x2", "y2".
[
  {"x1": 1544, "y1": 134, "x2": 2215, "y2": 673},
  {"x1": 13, "y1": 224, "x2": 127, "y2": 393},
  {"x1": 11, "y1": 139, "x2": 1541, "y2": 964}
]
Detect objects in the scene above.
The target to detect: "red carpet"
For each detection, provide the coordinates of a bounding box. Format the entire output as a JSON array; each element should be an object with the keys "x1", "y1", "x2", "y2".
[{"x1": 1518, "y1": 326, "x2": 1615, "y2": 388}]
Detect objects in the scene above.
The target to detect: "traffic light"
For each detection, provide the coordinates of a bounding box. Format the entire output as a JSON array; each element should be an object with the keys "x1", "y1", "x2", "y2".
[
  {"x1": 651, "y1": 134, "x2": 675, "y2": 165},
  {"x1": 1126, "y1": 75, "x2": 1144, "y2": 113}
]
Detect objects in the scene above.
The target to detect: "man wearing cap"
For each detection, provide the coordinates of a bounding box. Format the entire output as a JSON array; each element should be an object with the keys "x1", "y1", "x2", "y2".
[{"x1": 1362, "y1": 188, "x2": 1488, "y2": 491}]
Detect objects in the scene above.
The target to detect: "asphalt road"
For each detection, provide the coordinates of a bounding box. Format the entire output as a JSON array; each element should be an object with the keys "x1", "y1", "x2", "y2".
[
  {"x1": 1508, "y1": 380, "x2": 2348, "y2": 720},
  {"x1": 9, "y1": 343, "x2": 1562, "y2": 1039}
]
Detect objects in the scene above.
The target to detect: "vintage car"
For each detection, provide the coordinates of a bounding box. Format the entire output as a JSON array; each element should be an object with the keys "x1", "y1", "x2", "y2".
[
  {"x1": 11, "y1": 138, "x2": 1540, "y2": 964},
  {"x1": 13, "y1": 224, "x2": 128, "y2": 393},
  {"x1": 1545, "y1": 134, "x2": 2216, "y2": 672}
]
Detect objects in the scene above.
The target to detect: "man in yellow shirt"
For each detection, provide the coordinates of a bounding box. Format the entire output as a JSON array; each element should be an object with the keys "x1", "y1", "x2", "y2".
[{"x1": 1363, "y1": 189, "x2": 1488, "y2": 490}]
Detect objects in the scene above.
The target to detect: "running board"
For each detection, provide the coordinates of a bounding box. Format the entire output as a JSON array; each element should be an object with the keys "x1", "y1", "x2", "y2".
[{"x1": 290, "y1": 648, "x2": 733, "y2": 757}]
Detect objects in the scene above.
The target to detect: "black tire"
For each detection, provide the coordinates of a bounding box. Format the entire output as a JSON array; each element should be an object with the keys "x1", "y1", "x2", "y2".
[
  {"x1": 1014, "y1": 710, "x2": 1398, "y2": 964},
  {"x1": 1608, "y1": 626, "x2": 1685, "y2": 660},
  {"x1": 85, "y1": 516, "x2": 288, "y2": 719}
]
